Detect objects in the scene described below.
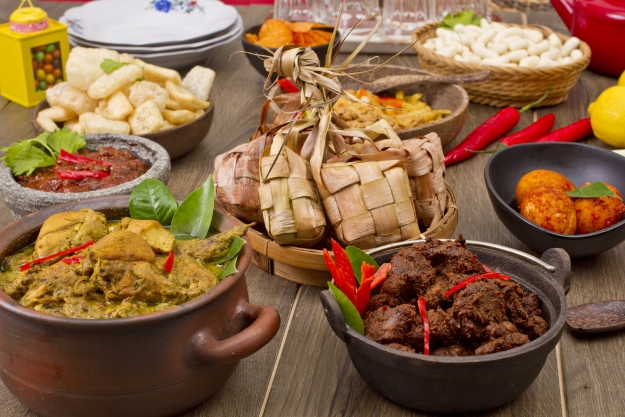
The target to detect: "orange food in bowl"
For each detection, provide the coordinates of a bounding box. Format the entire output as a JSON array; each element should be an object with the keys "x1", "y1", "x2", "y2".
[
  {"x1": 574, "y1": 182, "x2": 625, "y2": 234},
  {"x1": 245, "y1": 19, "x2": 333, "y2": 49},
  {"x1": 515, "y1": 169, "x2": 575, "y2": 206},
  {"x1": 519, "y1": 186, "x2": 577, "y2": 235}
]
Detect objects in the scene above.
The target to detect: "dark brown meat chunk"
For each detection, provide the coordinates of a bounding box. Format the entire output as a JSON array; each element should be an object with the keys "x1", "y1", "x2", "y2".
[
  {"x1": 382, "y1": 250, "x2": 436, "y2": 301},
  {"x1": 523, "y1": 315, "x2": 549, "y2": 341},
  {"x1": 364, "y1": 304, "x2": 423, "y2": 350},
  {"x1": 475, "y1": 333, "x2": 529, "y2": 355},
  {"x1": 449, "y1": 280, "x2": 507, "y2": 341},
  {"x1": 385, "y1": 343, "x2": 415, "y2": 353},
  {"x1": 432, "y1": 344, "x2": 474, "y2": 357},
  {"x1": 366, "y1": 293, "x2": 401, "y2": 313},
  {"x1": 428, "y1": 307, "x2": 455, "y2": 345}
]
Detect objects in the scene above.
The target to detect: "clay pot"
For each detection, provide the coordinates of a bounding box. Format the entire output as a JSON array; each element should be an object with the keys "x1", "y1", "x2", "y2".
[
  {"x1": 0, "y1": 195, "x2": 280, "y2": 417},
  {"x1": 321, "y1": 239, "x2": 570, "y2": 413}
]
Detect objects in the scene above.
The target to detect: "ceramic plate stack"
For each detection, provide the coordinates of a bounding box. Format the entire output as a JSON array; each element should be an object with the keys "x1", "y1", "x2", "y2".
[{"x1": 60, "y1": 0, "x2": 242, "y2": 70}]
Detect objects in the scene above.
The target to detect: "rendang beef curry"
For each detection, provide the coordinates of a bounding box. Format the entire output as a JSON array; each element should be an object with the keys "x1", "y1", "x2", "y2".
[{"x1": 0, "y1": 209, "x2": 249, "y2": 319}]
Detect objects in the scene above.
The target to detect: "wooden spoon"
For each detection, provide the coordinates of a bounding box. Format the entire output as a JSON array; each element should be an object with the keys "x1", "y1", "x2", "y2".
[
  {"x1": 566, "y1": 301, "x2": 625, "y2": 333},
  {"x1": 368, "y1": 70, "x2": 491, "y2": 94}
]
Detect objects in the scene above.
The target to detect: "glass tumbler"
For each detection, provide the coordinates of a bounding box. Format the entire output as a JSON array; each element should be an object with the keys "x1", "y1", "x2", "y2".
[
  {"x1": 382, "y1": 0, "x2": 431, "y2": 37},
  {"x1": 274, "y1": 0, "x2": 322, "y2": 22},
  {"x1": 318, "y1": 0, "x2": 380, "y2": 31}
]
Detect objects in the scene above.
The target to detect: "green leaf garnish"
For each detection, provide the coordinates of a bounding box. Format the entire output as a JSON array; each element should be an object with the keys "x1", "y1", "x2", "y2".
[
  {"x1": 218, "y1": 255, "x2": 239, "y2": 280},
  {"x1": 438, "y1": 10, "x2": 482, "y2": 29},
  {"x1": 100, "y1": 59, "x2": 129, "y2": 74},
  {"x1": 328, "y1": 282, "x2": 364, "y2": 335},
  {"x1": 215, "y1": 235, "x2": 246, "y2": 264},
  {"x1": 170, "y1": 175, "x2": 215, "y2": 240},
  {"x1": 129, "y1": 179, "x2": 178, "y2": 225},
  {"x1": 0, "y1": 128, "x2": 86, "y2": 176},
  {"x1": 346, "y1": 246, "x2": 378, "y2": 284},
  {"x1": 566, "y1": 181, "x2": 621, "y2": 199}
]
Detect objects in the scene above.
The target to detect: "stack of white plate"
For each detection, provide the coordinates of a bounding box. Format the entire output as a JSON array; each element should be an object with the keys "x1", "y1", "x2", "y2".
[{"x1": 60, "y1": 0, "x2": 242, "y2": 70}]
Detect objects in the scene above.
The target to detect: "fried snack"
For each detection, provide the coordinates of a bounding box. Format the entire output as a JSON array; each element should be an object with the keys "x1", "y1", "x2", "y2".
[
  {"x1": 128, "y1": 100, "x2": 164, "y2": 135},
  {"x1": 88, "y1": 64, "x2": 143, "y2": 100},
  {"x1": 515, "y1": 169, "x2": 575, "y2": 205},
  {"x1": 79, "y1": 112, "x2": 130, "y2": 135},
  {"x1": 38, "y1": 106, "x2": 76, "y2": 123},
  {"x1": 574, "y1": 182, "x2": 625, "y2": 234},
  {"x1": 165, "y1": 98, "x2": 186, "y2": 111},
  {"x1": 162, "y1": 109, "x2": 195, "y2": 125},
  {"x1": 118, "y1": 53, "x2": 135, "y2": 64},
  {"x1": 57, "y1": 84, "x2": 98, "y2": 116},
  {"x1": 519, "y1": 186, "x2": 577, "y2": 235},
  {"x1": 128, "y1": 81, "x2": 168, "y2": 113},
  {"x1": 66, "y1": 47, "x2": 119, "y2": 92},
  {"x1": 248, "y1": 19, "x2": 332, "y2": 49},
  {"x1": 165, "y1": 81, "x2": 210, "y2": 110},
  {"x1": 64, "y1": 118, "x2": 84, "y2": 133},
  {"x1": 182, "y1": 66, "x2": 215, "y2": 102},
  {"x1": 134, "y1": 59, "x2": 182, "y2": 86},
  {"x1": 46, "y1": 82, "x2": 67, "y2": 107},
  {"x1": 36, "y1": 115, "x2": 59, "y2": 132},
  {"x1": 101, "y1": 91, "x2": 134, "y2": 121}
]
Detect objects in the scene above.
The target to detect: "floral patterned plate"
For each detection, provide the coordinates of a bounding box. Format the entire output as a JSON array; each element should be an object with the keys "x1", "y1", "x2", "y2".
[{"x1": 60, "y1": 0, "x2": 238, "y2": 46}]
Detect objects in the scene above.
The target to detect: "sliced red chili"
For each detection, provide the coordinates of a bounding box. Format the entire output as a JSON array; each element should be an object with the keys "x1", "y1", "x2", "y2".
[
  {"x1": 370, "y1": 263, "x2": 391, "y2": 290},
  {"x1": 482, "y1": 264, "x2": 492, "y2": 273},
  {"x1": 355, "y1": 262, "x2": 375, "y2": 315},
  {"x1": 330, "y1": 239, "x2": 357, "y2": 303},
  {"x1": 55, "y1": 170, "x2": 110, "y2": 180},
  {"x1": 163, "y1": 250, "x2": 175, "y2": 273},
  {"x1": 277, "y1": 78, "x2": 299, "y2": 93},
  {"x1": 61, "y1": 255, "x2": 83, "y2": 265},
  {"x1": 418, "y1": 297, "x2": 429, "y2": 355},
  {"x1": 443, "y1": 272, "x2": 511, "y2": 297},
  {"x1": 20, "y1": 240, "x2": 95, "y2": 271},
  {"x1": 58, "y1": 149, "x2": 107, "y2": 166}
]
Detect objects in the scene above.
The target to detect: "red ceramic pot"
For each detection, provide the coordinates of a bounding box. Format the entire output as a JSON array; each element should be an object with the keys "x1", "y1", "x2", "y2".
[
  {"x1": 551, "y1": 0, "x2": 625, "y2": 77},
  {"x1": 0, "y1": 195, "x2": 280, "y2": 417}
]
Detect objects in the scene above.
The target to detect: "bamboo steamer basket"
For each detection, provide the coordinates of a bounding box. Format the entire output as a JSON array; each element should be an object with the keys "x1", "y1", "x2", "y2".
[
  {"x1": 243, "y1": 184, "x2": 458, "y2": 287},
  {"x1": 412, "y1": 22, "x2": 591, "y2": 107}
]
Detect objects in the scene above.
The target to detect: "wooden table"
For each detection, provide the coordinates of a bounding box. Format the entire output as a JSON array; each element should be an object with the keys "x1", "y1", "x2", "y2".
[{"x1": 0, "y1": 2, "x2": 623, "y2": 416}]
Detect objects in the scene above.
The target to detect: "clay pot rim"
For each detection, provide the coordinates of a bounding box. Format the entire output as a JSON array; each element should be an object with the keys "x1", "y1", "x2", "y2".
[{"x1": 0, "y1": 195, "x2": 252, "y2": 329}]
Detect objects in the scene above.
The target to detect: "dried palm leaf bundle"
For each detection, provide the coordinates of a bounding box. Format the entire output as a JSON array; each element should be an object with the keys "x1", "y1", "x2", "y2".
[{"x1": 213, "y1": 94, "x2": 302, "y2": 223}]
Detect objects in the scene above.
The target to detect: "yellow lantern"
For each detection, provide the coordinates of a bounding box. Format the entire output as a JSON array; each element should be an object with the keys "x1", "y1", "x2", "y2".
[{"x1": 0, "y1": 0, "x2": 70, "y2": 107}]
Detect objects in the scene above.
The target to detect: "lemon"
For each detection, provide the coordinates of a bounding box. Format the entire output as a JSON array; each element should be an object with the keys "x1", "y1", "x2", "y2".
[
  {"x1": 587, "y1": 86, "x2": 625, "y2": 147},
  {"x1": 619, "y1": 70, "x2": 625, "y2": 86}
]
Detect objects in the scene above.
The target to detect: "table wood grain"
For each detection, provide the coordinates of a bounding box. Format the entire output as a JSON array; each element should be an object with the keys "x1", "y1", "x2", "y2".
[{"x1": 0, "y1": 2, "x2": 622, "y2": 416}]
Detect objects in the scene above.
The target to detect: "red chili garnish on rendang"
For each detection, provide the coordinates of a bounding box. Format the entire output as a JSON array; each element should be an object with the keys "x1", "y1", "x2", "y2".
[
  {"x1": 417, "y1": 297, "x2": 429, "y2": 355},
  {"x1": 58, "y1": 149, "x2": 108, "y2": 166},
  {"x1": 20, "y1": 240, "x2": 94, "y2": 271},
  {"x1": 163, "y1": 250, "x2": 175, "y2": 273},
  {"x1": 443, "y1": 272, "x2": 511, "y2": 297},
  {"x1": 61, "y1": 255, "x2": 83, "y2": 265}
]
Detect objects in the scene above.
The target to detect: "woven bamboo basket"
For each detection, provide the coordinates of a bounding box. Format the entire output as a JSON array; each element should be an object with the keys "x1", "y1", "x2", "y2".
[
  {"x1": 243, "y1": 183, "x2": 458, "y2": 287},
  {"x1": 412, "y1": 22, "x2": 591, "y2": 107}
]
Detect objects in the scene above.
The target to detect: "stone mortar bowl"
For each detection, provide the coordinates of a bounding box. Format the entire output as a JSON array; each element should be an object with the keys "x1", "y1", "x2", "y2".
[
  {"x1": 0, "y1": 133, "x2": 170, "y2": 219},
  {"x1": 0, "y1": 195, "x2": 280, "y2": 417},
  {"x1": 321, "y1": 239, "x2": 570, "y2": 413},
  {"x1": 32, "y1": 99, "x2": 215, "y2": 159}
]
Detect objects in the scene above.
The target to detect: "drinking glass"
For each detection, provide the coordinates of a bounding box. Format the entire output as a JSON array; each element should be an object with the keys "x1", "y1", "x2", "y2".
[
  {"x1": 382, "y1": 0, "x2": 431, "y2": 37},
  {"x1": 431, "y1": 0, "x2": 490, "y2": 21},
  {"x1": 274, "y1": 0, "x2": 322, "y2": 22},
  {"x1": 318, "y1": 0, "x2": 380, "y2": 31}
]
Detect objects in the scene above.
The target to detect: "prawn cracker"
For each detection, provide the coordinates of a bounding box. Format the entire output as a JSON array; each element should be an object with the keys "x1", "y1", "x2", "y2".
[
  {"x1": 287, "y1": 21, "x2": 315, "y2": 33},
  {"x1": 310, "y1": 30, "x2": 332, "y2": 41},
  {"x1": 292, "y1": 32, "x2": 306, "y2": 47},
  {"x1": 302, "y1": 33, "x2": 318, "y2": 47},
  {"x1": 245, "y1": 33, "x2": 259, "y2": 44},
  {"x1": 259, "y1": 19, "x2": 290, "y2": 40},
  {"x1": 258, "y1": 34, "x2": 293, "y2": 48}
]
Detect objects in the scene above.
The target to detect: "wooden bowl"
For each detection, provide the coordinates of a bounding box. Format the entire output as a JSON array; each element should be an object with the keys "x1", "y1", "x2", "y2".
[
  {"x1": 243, "y1": 184, "x2": 459, "y2": 287},
  {"x1": 0, "y1": 134, "x2": 170, "y2": 219},
  {"x1": 268, "y1": 64, "x2": 469, "y2": 147},
  {"x1": 31, "y1": 99, "x2": 215, "y2": 159}
]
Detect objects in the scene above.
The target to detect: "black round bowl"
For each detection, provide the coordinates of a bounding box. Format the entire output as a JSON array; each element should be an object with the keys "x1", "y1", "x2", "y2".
[
  {"x1": 484, "y1": 142, "x2": 625, "y2": 258},
  {"x1": 241, "y1": 24, "x2": 339, "y2": 78},
  {"x1": 321, "y1": 240, "x2": 570, "y2": 413}
]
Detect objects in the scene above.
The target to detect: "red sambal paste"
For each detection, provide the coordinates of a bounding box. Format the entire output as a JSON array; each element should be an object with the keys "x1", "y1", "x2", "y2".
[{"x1": 16, "y1": 147, "x2": 149, "y2": 193}]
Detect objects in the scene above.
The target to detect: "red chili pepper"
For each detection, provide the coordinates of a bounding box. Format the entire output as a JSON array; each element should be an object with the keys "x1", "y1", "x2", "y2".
[
  {"x1": 370, "y1": 263, "x2": 391, "y2": 290},
  {"x1": 20, "y1": 240, "x2": 94, "y2": 271},
  {"x1": 482, "y1": 264, "x2": 492, "y2": 273},
  {"x1": 355, "y1": 263, "x2": 376, "y2": 315},
  {"x1": 163, "y1": 250, "x2": 175, "y2": 273},
  {"x1": 55, "y1": 170, "x2": 110, "y2": 180},
  {"x1": 443, "y1": 272, "x2": 511, "y2": 297},
  {"x1": 58, "y1": 149, "x2": 107, "y2": 166},
  {"x1": 444, "y1": 87, "x2": 552, "y2": 166},
  {"x1": 277, "y1": 78, "x2": 299, "y2": 93},
  {"x1": 499, "y1": 113, "x2": 556, "y2": 147},
  {"x1": 418, "y1": 297, "x2": 429, "y2": 355},
  {"x1": 323, "y1": 240, "x2": 358, "y2": 304},
  {"x1": 535, "y1": 118, "x2": 592, "y2": 143},
  {"x1": 62, "y1": 255, "x2": 83, "y2": 265}
]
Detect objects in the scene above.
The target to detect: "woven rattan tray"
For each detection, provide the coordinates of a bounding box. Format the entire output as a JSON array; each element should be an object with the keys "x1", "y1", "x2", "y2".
[
  {"x1": 412, "y1": 22, "x2": 591, "y2": 107},
  {"x1": 245, "y1": 184, "x2": 458, "y2": 287}
]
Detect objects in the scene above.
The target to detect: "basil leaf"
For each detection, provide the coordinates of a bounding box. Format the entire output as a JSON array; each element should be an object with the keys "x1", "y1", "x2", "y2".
[
  {"x1": 100, "y1": 59, "x2": 128, "y2": 74},
  {"x1": 1, "y1": 137, "x2": 56, "y2": 176},
  {"x1": 129, "y1": 179, "x2": 178, "y2": 225},
  {"x1": 46, "y1": 128, "x2": 86, "y2": 155},
  {"x1": 328, "y1": 282, "x2": 364, "y2": 335},
  {"x1": 170, "y1": 175, "x2": 215, "y2": 240},
  {"x1": 215, "y1": 235, "x2": 246, "y2": 264},
  {"x1": 218, "y1": 255, "x2": 239, "y2": 280},
  {"x1": 566, "y1": 181, "x2": 621, "y2": 199},
  {"x1": 346, "y1": 245, "x2": 379, "y2": 284}
]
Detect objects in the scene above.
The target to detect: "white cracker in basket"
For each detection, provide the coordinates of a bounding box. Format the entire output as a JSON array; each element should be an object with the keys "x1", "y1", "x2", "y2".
[
  {"x1": 57, "y1": 84, "x2": 98, "y2": 116},
  {"x1": 182, "y1": 66, "x2": 215, "y2": 102},
  {"x1": 66, "y1": 46, "x2": 119, "y2": 92},
  {"x1": 79, "y1": 112, "x2": 130, "y2": 135},
  {"x1": 166, "y1": 81, "x2": 210, "y2": 110},
  {"x1": 128, "y1": 100, "x2": 164, "y2": 135},
  {"x1": 134, "y1": 59, "x2": 182, "y2": 86},
  {"x1": 128, "y1": 81, "x2": 168, "y2": 113},
  {"x1": 39, "y1": 106, "x2": 76, "y2": 123},
  {"x1": 64, "y1": 118, "x2": 85, "y2": 133},
  {"x1": 88, "y1": 64, "x2": 143, "y2": 100},
  {"x1": 36, "y1": 115, "x2": 59, "y2": 132},
  {"x1": 101, "y1": 91, "x2": 134, "y2": 121}
]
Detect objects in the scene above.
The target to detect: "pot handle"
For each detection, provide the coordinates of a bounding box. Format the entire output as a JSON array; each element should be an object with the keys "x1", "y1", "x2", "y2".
[
  {"x1": 540, "y1": 248, "x2": 571, "y2": 295},
  {"x1": 320, "y1": 290, "x2": 348, "y2": 343},
  {"x1": 190, "y1": 302, "x2": 280, "y2": 364}
]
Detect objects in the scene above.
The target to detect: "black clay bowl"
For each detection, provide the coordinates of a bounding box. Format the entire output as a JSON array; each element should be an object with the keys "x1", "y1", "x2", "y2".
[
  {"x1": 241, "y1": 24, "x2": 339, "y2": 78},
  {"x1": 0, "y1": 195, "x2": 280, "y2": 417},
  {"x1": 485, "y1": 142, "x2": 625, "y2": 258},
  {"x1": 32, "y1": 99, "x2": 215, "y2": 159},
  {"x1": 321, "y1": 240, "x2": 569, "y2": 413}
]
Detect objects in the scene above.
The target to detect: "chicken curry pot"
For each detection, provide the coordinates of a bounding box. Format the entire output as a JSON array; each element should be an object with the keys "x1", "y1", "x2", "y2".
[{"x1": 0, "y1": 195, "x2": 280, "y2": 417}]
